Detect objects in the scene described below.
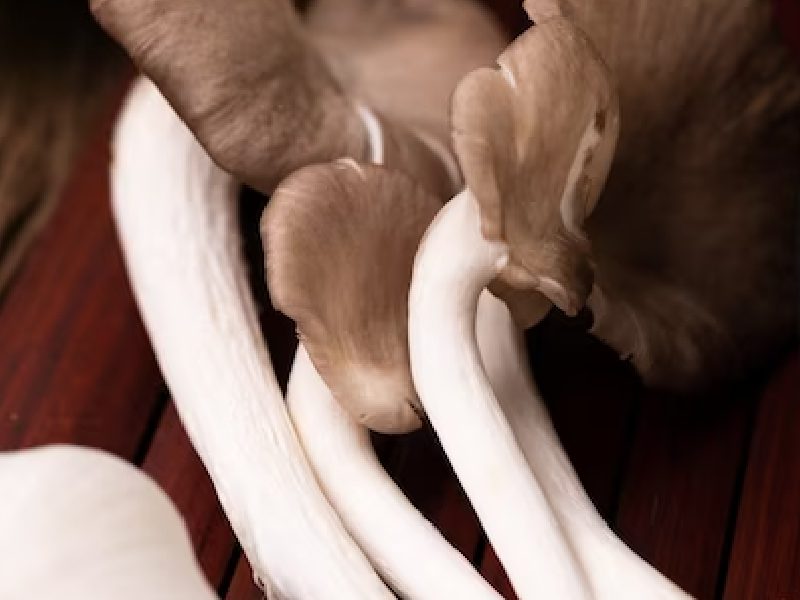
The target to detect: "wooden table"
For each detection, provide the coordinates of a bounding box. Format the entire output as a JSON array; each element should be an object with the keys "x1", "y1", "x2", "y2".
[{"x1": 1, "y1": 49, "x2": 798, "y2": 600}]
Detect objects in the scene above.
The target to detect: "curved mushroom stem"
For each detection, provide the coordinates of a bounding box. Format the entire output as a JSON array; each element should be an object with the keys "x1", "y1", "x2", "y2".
[
  {"x1": 0, "y1": 445, "x2": 217, "y2": 600},
  {"x1": 287, "y1": 344, "x2": 502, "y2": 600},
  {"x1": 409, "y1": 188, "x2": 591, "y2": 599},
  {"x1": 110, "y1": 78, "x2": 392, "y2": 599},
  {"x1": 475, "y1": 293, "x2": 693, "y2": 599}
]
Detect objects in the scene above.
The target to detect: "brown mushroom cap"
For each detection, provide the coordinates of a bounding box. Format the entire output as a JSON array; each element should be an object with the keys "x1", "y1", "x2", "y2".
[
  {"x1": 306, "y1": 0, "x2": 507, "y2": 144},
  {"x1": 263, "y1": 161, "x2": 441, "y2": 434},
  {"x1": 92, "y1": 0, "x2": 467, "y2": 199},
  {"x1": 92, "y1": 0, "x2": 369, "y2": 194},
  {"x1": 452, "y1": 17, "x2": 619, "y2": 318},
  {"x1": 522, "y1": 1, "x2": 800, "y2": 389}
]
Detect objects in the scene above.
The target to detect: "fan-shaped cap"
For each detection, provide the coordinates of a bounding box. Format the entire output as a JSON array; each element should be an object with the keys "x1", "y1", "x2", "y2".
[
  {"x1": 452, "y1": 17, "x2": 619, "y2": 319},
  {"x1": 91, "y1": 0, "x2": 369, "y2": 193},
  {"x1": 263, "y1": 160, "x2": 441, "y2": 434}
]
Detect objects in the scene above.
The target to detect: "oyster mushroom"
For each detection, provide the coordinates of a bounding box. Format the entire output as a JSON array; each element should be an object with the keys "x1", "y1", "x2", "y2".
[
  {"x1": 110, "y1": 78, "x2": 392, "y2": 599},
  {"x1": 0, "y1": 445, "x2": 216, "y2": 600},
  {"x1": 264, "y1": 161, "x2": 439, "y2": 434},
  {"x1": 287, "y1": 346, "x2": 501, "y2": 600},
  {"x1": 98, "y1": 1, "x2": 506, "y2": 595},
  {"x1": 408, "y1": 17, "x2": 618, "y2": 599},
  {"x1": 475, "y1": 291, "x2": 691, "y2": 599},
  {"x1": 91, "y1": 0, "x2": 506, "y2": 199},
  {"x1": 526, "y1": 0, "x2": 800, "y2": 388},
  {"x1": 265, "y1": 160, "x2": 500, "y2": 598}
]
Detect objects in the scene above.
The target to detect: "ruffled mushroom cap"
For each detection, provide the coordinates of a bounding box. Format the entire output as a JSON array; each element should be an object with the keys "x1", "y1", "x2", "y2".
[
  {"x1": 92, "y1": 0, "x2": 369, "y2": 194},
  {"x1": 263, "y1": 160, "x2": 441, "y2": 434},
  {"x1": 91, "y1": 0, "x2": 476, "y2": 199},
  {"x1": 521, "y1": 1, "x2": 800, "y2": 389},
  {"x1": 452, "y1": 17, "x2": 619, "y2": 320}
]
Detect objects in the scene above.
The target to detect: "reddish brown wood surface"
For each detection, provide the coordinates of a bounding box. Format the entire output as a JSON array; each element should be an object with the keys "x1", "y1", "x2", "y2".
[
  {"x1": 388, "y1": 428, "x2": 484, "y2": 561},
  {"x1": 226, "y1": 559, "x2": 263, "y2": 600},
  {"x1": 143, "y1": 402, "x2": 239, "y2": 590},
  {"x1": 724, "y1": 355, "x2": 800, "y2": 600},
  {"x1": 614, "y1": 386, "x2": 757, "y2": 599},
  {"x1": 0, "y1": 106, "x2": 162, "y2": 456}
]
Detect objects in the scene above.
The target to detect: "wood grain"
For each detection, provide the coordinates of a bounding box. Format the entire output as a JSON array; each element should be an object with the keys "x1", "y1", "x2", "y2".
[
  {"x1": 142, "y1": 402, "x2": 239, "y2": 589},
  {"x1": 614, "y1": 385, "x2": 758, "y2": 599},
  {"x1": 388, "y1": 428, "x2": 484, "y2": 562},
  {"x1": 0, "y1": 105, "x2": 163, "y2": 456},
  {"x1": 226, "y1": 559, "x2": 264, "y2": 600},
  {"x1": 723, "y1": 354, "x2": 800, "y2": 600}
]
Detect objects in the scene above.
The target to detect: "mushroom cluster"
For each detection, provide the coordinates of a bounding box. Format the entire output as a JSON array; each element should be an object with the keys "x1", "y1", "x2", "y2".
[{"x1": 49, "y1": 0, "x2": 797, "y2": 598}]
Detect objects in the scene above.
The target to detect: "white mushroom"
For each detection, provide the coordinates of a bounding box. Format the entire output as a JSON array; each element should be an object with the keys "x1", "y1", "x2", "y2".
[
  {"x1": 288, "y1": 345, "x2": 500, "y2": 600},
  {"x1": 408, "y1": 17, "x2": 620, "y2": 599},
  {"x1": 0, "y1": 445, "x2": 216, "y2": 600},
  {"x1": 264, "y1": 160, "x2": 500, "y2": 598},
  {"x1": 110, "y1": 78, "x2": 392, "y2": 599},
  {"x1": 410, "y1": 189, "x2": 590, "y2": 599},
  {"x1": 475, "y1": 291, "x2": 691, "y2": 599}
]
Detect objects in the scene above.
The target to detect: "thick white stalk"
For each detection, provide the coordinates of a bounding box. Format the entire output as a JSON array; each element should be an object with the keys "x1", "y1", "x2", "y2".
[
  {"x1": 409, "y1": 188, "x2": 591, "y2": 599},
  {"x1": 475, "y1": 293, "x2": 693, "y2": 599},
  {"x1": 287, "y1": 344, "x2": 502, "y2": 600},
  {"x1": 0, "y1": 445, "x2": 217, "y2": 600},
  {"x1": 110, "y1": 78, "x2": 392, "y2": 599}
]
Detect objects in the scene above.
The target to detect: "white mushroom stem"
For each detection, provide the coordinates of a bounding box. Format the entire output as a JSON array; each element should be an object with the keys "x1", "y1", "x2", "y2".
[
  {"x1": 475, "y1": 293, "x2": 693, "y2": 599},
  {"x1": 409, "y1": 188, "x2": 591, "y2": 599},
  {"x1": 110, "y1": 78, "x2": 392, "y2": 599},
  {"x1": 0, "y1": 445, "x2": 217, "y2": 600},
  {"x1": 287, "y1": 344, "x2": 502, "y2": 600}
]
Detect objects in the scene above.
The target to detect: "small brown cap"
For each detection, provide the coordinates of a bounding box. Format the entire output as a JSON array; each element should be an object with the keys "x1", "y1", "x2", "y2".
[
  {"x1": 263, "y1": 161, "x2": 442, "y2": 434},
  {"x1": 452, "y1": 17, "x2": 619, "y2": 320}
]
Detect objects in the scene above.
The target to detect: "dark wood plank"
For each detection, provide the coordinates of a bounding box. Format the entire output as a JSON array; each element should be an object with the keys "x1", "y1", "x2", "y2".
[
  {"x1": 723, "y1": 353, "x2": 800, "y2": 600},
  {"x1": 388, "y1": 428, "x2": 485, "y2": 562},
  {"x1": 143, "y1": 402, "x2": 238, "y2": 588},
  {"x1": 0, "y1": 97, "x2": 163, "y2": 455},
  {"x1": 530, "y1": 315, "x2": 642, "y2": 517},
  {"x1": 226, "y1": 559, "x2": 262, "y2": 600},
  {"x1": 613, "y1": 385, "x2": 758, "y2": 599},
  {"x1": 480, "y1": 544, "x2": 518, "y2": 600},
  {"x1": 774, "y1": 0, "x2": 800, "y2": 62}
]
